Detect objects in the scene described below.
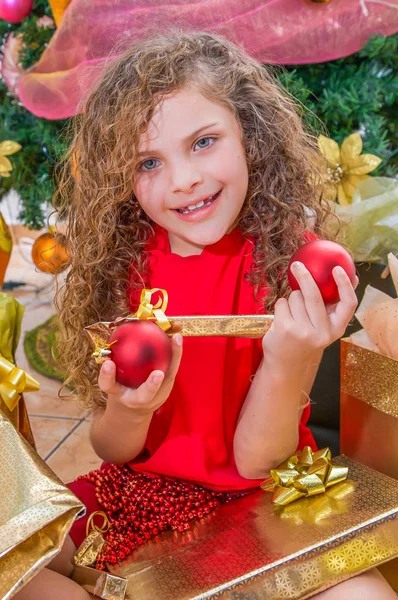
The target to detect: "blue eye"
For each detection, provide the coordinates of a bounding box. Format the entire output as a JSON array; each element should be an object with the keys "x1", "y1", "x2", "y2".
[
  {"x1": 139, "y1": 158, "x2": 160, "y2": 171},
  {"x1": 194, "y1": 137, "x2": 215, "y2": 151}
]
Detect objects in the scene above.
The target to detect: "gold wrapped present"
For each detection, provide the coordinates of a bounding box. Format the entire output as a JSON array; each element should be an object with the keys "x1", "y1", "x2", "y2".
[
  {"x1": 340, "y1": 339, "x2": 398, "y2": 590},
  {"x1": 0, "y1": 411, "x2": 85, "y2": 600},
  {"x1": 95, "y1": 457, "x2": 398, "y2": 600},
  {"x1": 340, "y1": 339, "x2": 398, "y2": 480},
  {"x1": 85, "y1": 288, "x2": 274, "y2": 361}
]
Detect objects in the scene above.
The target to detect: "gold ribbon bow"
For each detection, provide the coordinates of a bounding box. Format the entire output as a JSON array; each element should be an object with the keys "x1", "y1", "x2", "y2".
[
  {"x1": 134, "y1": 288, "x2": 171, "y2": 332},
  {"x1": 0, "y1": 354, "x2": 40, "y2": 412},
  {"x1": 261, "y1": 446, "x2": 348, "y2": 507}
]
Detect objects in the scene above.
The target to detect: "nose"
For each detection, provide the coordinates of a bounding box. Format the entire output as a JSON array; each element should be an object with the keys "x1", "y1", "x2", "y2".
[{"x1": 168, "y1": 159, "x2": 203, "y2": 194}]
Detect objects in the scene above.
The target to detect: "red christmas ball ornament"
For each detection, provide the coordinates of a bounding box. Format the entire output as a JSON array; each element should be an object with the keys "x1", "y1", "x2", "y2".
[
  {"x1": 108, "y1": 321, "x2": 172, "y2": 389},
  {"x1": 0, "y1": 0, "x2": 34, "y2": 23},
  {"x1": 288, "y1": 240, "x2": 356, "y2": 304}
]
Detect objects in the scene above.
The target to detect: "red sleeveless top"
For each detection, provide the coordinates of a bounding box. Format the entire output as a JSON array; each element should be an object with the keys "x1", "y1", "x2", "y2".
[{"x1": 127, "y1": 225, "x2": 316, "y2": 492}]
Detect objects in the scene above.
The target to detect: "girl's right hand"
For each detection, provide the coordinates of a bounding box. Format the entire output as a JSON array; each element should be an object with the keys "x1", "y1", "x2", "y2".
[{"x1": 98, "y1": 333, "x2": 183, "y2": 418}]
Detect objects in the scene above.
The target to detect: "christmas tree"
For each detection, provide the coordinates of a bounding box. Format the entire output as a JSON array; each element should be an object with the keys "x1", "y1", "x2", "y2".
[
  {"x1": 0, "y1": 0, "x2": 68, "y2": 229},
  {"x1": 0, "y1": 1, "x2": 396, "y2": 229}
]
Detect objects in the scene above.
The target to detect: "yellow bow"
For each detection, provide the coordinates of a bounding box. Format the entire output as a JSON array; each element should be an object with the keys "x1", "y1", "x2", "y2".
[
  {"x1": 134, "y1": 288, "x2": 171, "y2": 332},
  {"x1": 261, "y1": 447, "x2": 348, "y2": 507},
  {"x1": 0, "y1": 354, "x2": 40, "y2": 412}
]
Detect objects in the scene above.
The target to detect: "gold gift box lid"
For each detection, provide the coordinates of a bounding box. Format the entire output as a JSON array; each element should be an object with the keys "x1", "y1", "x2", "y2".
[{"x1": 109, "y1": 456, "x2": 398, "y2": 600}]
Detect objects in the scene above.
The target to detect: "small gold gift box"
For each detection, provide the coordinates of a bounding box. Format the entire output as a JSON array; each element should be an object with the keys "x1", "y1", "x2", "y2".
[
  {"x1": 77, "y1": 457, "x2": 398, "y2": 600},
  {"x1": 72, "y1": 565, "x2": 128, "y2": 600}
]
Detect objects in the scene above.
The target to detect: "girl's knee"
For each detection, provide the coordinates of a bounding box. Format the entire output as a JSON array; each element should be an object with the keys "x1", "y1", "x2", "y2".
[
  {"x1": 314, "y1": 569, "x2": 396, "y2": 599},
  {"x1": 47, "y1": 534, "x2": 77, "y2": 577}
]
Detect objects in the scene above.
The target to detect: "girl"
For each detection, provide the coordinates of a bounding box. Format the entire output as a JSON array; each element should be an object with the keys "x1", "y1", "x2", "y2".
[{"x1": 17, "y1": 32, "x2": 395, "y2": 599}]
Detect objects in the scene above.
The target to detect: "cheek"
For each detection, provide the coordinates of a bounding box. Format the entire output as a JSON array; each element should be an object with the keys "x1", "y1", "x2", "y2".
[
  {"x1": 134, "y1": 176, "x2": 162, "y2": 212},
  {"x1": 212, "y1": 146, "x2": 248, "y2": 187}
]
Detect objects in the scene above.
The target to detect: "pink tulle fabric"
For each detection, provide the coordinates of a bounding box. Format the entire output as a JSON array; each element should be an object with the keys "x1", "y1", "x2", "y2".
[{"x1": 3, "y1": 0, "x2": 398, "y2": 119}]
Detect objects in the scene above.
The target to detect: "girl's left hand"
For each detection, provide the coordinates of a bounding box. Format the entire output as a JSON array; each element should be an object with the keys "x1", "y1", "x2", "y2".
[{"x1": 262, "y1": 261, "x2": 359, "y2": 370}]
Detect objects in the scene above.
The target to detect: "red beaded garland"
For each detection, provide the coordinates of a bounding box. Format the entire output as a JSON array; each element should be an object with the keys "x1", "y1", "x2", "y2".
[{"x1": 78, "y1": 465, "x2": 232, "y2": 569}]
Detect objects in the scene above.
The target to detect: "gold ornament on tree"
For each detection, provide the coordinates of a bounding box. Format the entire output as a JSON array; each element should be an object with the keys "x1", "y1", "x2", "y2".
[
  {"x1": 318, "y1": 133, "x2": 382, "y2": 205},
  {"x1": 31, "y1": 226, "x2": 69, "y2": 274}
]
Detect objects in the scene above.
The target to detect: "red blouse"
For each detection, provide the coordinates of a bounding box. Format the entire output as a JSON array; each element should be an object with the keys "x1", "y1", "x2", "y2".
[{"x1": 127, "y1": 225, "x2": 316, "y2": 492}]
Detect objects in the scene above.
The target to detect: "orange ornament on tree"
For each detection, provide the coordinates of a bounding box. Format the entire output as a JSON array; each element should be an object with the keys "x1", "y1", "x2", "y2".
[{"x1": 31, "y1": 227, "x2": 69, "y2": 274}]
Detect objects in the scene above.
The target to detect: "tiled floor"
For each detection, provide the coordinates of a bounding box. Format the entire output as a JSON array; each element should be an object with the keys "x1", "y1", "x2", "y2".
[{"x1": 5, "y1": 225, "x2": 102, "y2": 483}]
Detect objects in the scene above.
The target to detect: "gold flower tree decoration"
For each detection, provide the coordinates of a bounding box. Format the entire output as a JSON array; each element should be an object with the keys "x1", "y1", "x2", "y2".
[
  {"x1": 0, "y1": 140, "x2": 22, "y2": 178},
  {"x1": 318, "y1": 133, "x2": 382, "y2": 206}
]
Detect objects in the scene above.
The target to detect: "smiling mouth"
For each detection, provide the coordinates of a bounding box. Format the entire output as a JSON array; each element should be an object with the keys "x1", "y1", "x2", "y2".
[{"x1": 175, "y1": 191, "x2": 221, "y2": 215}]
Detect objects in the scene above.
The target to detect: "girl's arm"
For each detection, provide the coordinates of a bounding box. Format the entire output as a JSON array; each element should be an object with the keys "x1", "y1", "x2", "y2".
[
  {"x1": 90, "y1": 334, "x2": 183, "y2": 464},
  {"x1": 233, "y1": 263, "x2": 357, "y2": 479}
]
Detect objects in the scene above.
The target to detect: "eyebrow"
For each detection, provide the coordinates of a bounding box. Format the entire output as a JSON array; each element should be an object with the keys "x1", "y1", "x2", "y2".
[{"x1": 137, "y1": 122, "x2": 221, "y2": 158}]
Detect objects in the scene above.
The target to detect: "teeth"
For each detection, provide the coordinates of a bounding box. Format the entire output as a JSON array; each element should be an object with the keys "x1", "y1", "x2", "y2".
[
  {"x1": 178, "y1": 193, "x2": 218, "y2": 215},
  {"x1": 188, "y1": 200, "x2": 205, "y2": 211}
]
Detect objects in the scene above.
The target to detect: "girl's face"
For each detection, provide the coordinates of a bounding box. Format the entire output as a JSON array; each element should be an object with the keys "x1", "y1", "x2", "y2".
[{"x1": 133, "y1": 87, "x2": 249, "y2": 256}]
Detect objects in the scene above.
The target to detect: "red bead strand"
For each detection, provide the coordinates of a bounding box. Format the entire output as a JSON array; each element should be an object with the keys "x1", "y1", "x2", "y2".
[{"x1": 78, "y1": 465, "x2": 232, "y2": 570}]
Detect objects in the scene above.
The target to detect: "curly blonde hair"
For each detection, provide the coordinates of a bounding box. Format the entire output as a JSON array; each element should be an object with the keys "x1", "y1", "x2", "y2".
[{"x1": 55, "y1": 30, "x2": 333, "y2": 409}]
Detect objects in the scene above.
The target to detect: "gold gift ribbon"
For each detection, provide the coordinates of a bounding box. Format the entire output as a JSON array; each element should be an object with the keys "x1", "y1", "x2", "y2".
[
  {"x1": 74, "y1": 511, "x2": 110, "y2": 568},
  {"x1": 0, "y1": 354, "x2": 40, "y2": 412},
  {"x1": 130, "y1": 288, "x2": 171, "y2": 332},
  {"x1": 261, "y1": 447, "x2": 348, "y2": 506},
  {"x1": 91, "y1": 288, "x2": 171, "y2": 364},
  {"x1": 341, "y1": 340, "x2": 398, "y2": 419}
]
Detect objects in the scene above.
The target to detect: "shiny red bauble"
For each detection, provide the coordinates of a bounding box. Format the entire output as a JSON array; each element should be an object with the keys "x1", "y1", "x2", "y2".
[
  {"x1": 108, "y1": 321, "x2": 172, "y2": 389},
  {"x1": 0, "y1": 0, "x2": 33, "y2": 23},
  {"x1": 288, "y1": 240, "x2": 356, "y2": 304}
]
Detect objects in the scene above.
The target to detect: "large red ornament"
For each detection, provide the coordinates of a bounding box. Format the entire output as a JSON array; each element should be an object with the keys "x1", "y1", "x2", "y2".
[
  {"x1": 0, "y1": 0, "x2": 34, "y2": 23},
  {"x1": 288, "y1": 240, "x2": 356, "y2": 305},
  {"x1": 108, "y1": 321, "x2": 172, "y2": 389}
]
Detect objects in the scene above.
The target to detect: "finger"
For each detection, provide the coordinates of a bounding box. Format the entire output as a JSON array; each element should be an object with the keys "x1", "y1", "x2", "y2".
[
  {"x1": 290, "y1": 262, "x2": 328, "y2": 329},
  {"x1": 98, "y1": 360, "x2": 127, "y2": 396},
  {"x1": 354, "y1": 275, "x2": 359, "y2": 290},
  {"x1": 161, "y1": 334, "x2": 183, "y2": 389},
  {"x1": 136, "y1": 370, "x2": 165, "y2": 403},
  {"x1": 288, "y1": 289, "x2": 310, "y2": 324},
  {"x1": 273, "y1": 297, "x2": 293, "y2": 325},
  {"x1": 329, "y1": 266, "x2": 358, "y2": 332}
]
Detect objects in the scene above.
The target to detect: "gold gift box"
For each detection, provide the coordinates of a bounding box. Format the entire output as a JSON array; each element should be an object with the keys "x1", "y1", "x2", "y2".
[
  {"x1": 340, "y1": 339, "x2": 398, "y2": 480},
  {"x1": 340, "y1": 338, "x2": 398, "y2": 589},
  {"x1": 89, "y1": 456, "x2": 398, "y2": 600},
  {"x1": 85, "y1": 314, "x2": 274, "y2": 348}
]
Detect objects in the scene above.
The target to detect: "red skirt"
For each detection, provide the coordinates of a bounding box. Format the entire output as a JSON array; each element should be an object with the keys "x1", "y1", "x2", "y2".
[{"x1": 67, "y1": 463, "x2": 235, "y2": 570}]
